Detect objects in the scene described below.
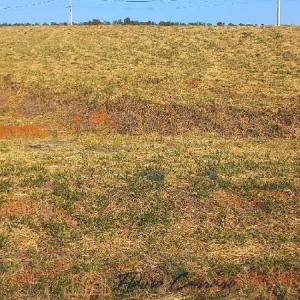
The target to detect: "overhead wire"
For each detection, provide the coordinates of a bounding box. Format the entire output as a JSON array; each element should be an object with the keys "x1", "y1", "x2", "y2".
[{"x1": 0, "y1": 0, "x2": 297, "y2": 11}]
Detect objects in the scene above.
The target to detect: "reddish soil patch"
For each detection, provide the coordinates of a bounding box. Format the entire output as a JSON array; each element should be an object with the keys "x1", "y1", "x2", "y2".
[
  {"x1": 0, "y1": 198, "x2": 34, "y2": 216},
  {"x1": 212, "y1": 189, "x2": 251, "y2": 208},
  {"x1": 0, "y1": 124, "x2": 49, "y2": 139},
  {"x1": 235, "y1": 271, "x2": 300, "y2": 288},
  {"x1": 70, "y1": 109, "x2": 117, "y2": 132},
  {"x1": 258, "y1": 190, "x2": 296, "y2": 200},
  {"x1": 187, "y1": 79, "x2": 202, "y2": 88},
  {"x1": 5, "y1": 268, "x2": 39, "y2": 285},
  {"x1": 89, "y1": 109, "x2": 117, "y2": 129}
]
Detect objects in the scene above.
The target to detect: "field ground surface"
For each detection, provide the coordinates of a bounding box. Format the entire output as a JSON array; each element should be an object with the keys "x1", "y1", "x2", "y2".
[{"x1": 0, "y1": 25, "x2": 299, "y2": 299}]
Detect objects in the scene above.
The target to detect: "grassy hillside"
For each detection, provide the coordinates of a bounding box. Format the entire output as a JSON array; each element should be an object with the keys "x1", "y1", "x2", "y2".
[
  {"x1": 0, "y1": 25, "x2": 299, "y2": 136},
  {"x1": 0, "y1": 26, "x2": 299, "y2": 299}
]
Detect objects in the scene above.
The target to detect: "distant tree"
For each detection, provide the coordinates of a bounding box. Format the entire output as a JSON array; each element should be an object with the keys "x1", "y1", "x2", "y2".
[
  {"x1": 113, "y1": 19, "x2": 123, "y2": 25},
  {"x1": 189, "y1": 22, "x2": 204, "y2": 25},
  {"x1": 124, "y1": 17, "x2": 132, "y2": 25},
  {"x1": 91, "y1": 19, "x2": 102, "y2": 25}
]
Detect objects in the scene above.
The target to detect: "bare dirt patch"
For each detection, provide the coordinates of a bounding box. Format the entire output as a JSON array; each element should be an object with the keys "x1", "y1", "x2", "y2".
[
  {"x1": 0, "y1": 196, "x2": 34, "y2": 216},
  {"x1": 0, "y1": 124, "x2": 49, "y2": 139},
  {"x1": 4, "y1": 268, "x2": 40, "y2": 285},
  {"x1": 89, "y1": 109, "x2": 117, "y2": 129},
  {"x1": 235, "y1": 271, "x2": 300, "y2": 288}
]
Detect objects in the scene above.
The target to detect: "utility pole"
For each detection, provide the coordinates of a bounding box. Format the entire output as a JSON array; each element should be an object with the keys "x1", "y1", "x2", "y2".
[
  {"x1": 277, "y1": 0, "x2": 281, "y2": 26},
  {"x1": 70, "y1": 0, "x2": 73, "y2": 25}
]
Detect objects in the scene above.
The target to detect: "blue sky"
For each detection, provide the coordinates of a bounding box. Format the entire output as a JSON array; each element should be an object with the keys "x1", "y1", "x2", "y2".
[{"x1": 0, "y1": 0, "x2": 299, "y2": 25}]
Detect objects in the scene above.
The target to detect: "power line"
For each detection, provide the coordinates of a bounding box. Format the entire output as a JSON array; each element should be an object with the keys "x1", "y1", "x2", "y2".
[
  {"x1": 0, "y1": 0, "x2": 290, "y2": 10},
  {"x1": 0, "y1": 0, "x2": 60, "y2": 11}
]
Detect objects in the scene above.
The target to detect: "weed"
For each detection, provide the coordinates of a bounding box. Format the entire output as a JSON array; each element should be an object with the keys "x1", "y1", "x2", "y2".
[
  {"x1": 0, "y1": 179, "x2": 12, "y2": 193},
  {"x1": 0, "y1": 197, "x2": 7, "y2": 206},
  {"x1": 52, "y1": 182, "x2": 70, "y2": 198},
  {"x1": 0, "y1": 234, "x2": 8, "y2": 249},
  {"x1": 257, "y1": 197, "x2": 278, "y2": 213},
  {"x1": 263, "y1": 179, "x2": 292, "y2": 191},
  {"x1": 21, "y1": 173, "x2": 49, "y2": 187},
  {"x1": 272, "y1": 284, "x2": 288, "y2": 300},
  {"x1": 136, "y1": 166, "x2": 165, "y2": 183},
  {"x1": 42, "y1": 222, "x2": 66, "y2": 246},
  {"x1": 52, "y1": 178, "x2": 85, "y2": 202},
  {"x1": 52, "y1": 197, "x2": 75, "y2": 213},
  {"x1": 0, "y1": 262, "x2": 10, "y2": 274},
  {"x1": 0, "y1": 143, "x2": 9, "y2": 153},
  {"x1": 127, "y1": 165, "x2": 165, "y2": 197},
  {"x1": 235, "y1": 176, "x2": 263, "y2": 198},
  {"x1": 137, "y1": 210, "x2": 169, "y2": 228},
  {"x1": 160, "y1": 257, "x2": 188, "y2": 278},
  {"x1": 93, "y1": 215, "x2": 115, "y2": 232},
  {"x1": 95, "y1": 194, "x2": 110, "y2": 207},
  {"x1": 211, "y1": 261, "x2": 241, "y2": 278},
  {"x1": 253, "y1": 255, "x2": 298, "y2": 275}
]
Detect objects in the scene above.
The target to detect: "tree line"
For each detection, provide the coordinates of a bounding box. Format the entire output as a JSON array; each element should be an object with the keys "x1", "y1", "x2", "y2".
[{"x1": 0, "y1": 17, "x2": 261, "y2": 27}]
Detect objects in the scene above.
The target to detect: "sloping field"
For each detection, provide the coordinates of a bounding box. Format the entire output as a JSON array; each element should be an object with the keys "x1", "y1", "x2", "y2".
[
  {"x1": 0, "y1": 26, "x2": 299, "y2": 299},
  {"x1": 0, "y1": 25, "x2": 299, "y2": 136}
]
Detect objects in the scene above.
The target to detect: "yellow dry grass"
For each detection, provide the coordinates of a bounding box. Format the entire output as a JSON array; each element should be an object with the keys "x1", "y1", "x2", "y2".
[
  {"x1": 0, "y1": 25, "x2": 299, "y2": 299},
  {"x1": 0, "y1": 25, "x2": 299, "y2": 136}
]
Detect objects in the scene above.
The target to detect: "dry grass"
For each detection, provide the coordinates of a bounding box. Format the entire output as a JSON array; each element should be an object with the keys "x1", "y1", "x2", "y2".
[
  {"x1": 0, "y1": 25, "x2": 299, "y2": 136},
  {"x1": 0, "y1": 134, "x2": 299, "y2": 299},
  {"x1": 0, "y1": 25, "x2": 299, "y2": 299}
]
